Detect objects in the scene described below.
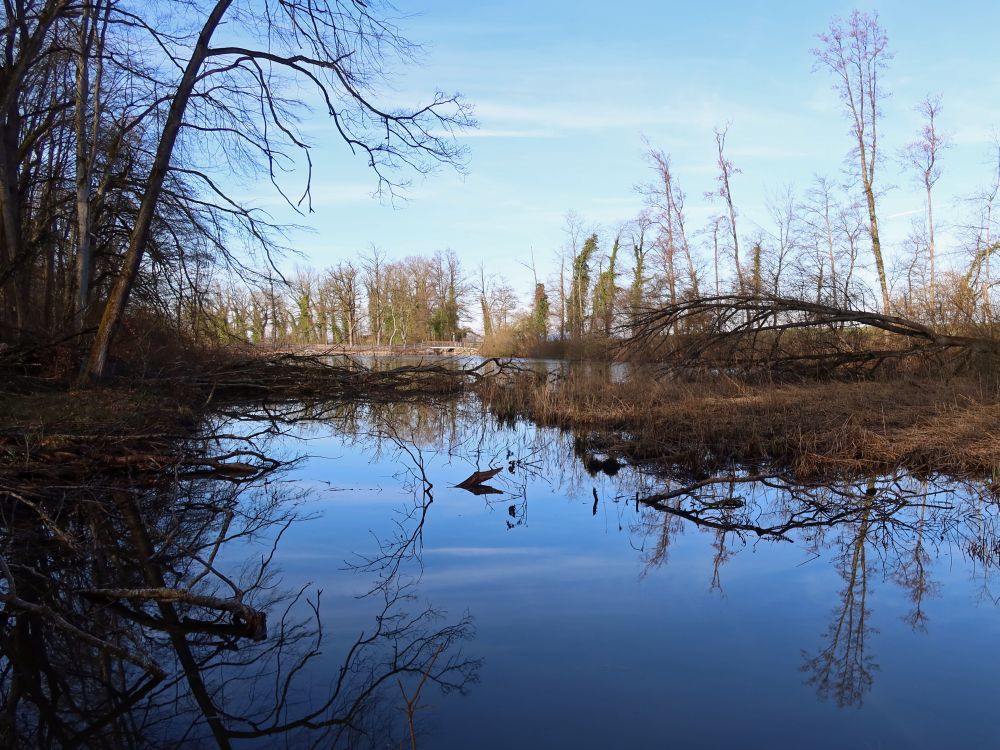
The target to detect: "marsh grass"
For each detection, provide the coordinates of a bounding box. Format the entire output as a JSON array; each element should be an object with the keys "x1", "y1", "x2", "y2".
[
  {"x1": 478, "y1": 370, "x2": 1000, "y2": 479},
  {"x1": 479, "y1": 332, "x2": 614, "y2": 360}
]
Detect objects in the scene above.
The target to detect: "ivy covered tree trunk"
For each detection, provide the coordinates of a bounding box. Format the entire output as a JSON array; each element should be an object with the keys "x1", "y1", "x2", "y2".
[
  {"x1": 593, "y1": 235, "x2": 619, "y2": 336},
  {"x1": 531, "y1": 283, "x2": 549, "y2": 340},
  {"x1": 567, "y1": 233, "x2": 597, "y2": 338}
]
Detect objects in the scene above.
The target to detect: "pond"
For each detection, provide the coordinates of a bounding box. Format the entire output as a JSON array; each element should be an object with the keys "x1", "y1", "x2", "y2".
[{"x1": 5, "y1": 384, "x2": 1000, "y2": 748}]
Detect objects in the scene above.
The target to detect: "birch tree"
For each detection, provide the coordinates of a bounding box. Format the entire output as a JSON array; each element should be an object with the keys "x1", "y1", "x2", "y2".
[
  {"x1": 903, "y1": 95, "x2": 946, "y2": 316},
  {"x1": 813, "y1": 11, "x2": 893, "y2": 312},
  {"x1": 711, "y1": 126, "x2": 742, "y2": 291}
]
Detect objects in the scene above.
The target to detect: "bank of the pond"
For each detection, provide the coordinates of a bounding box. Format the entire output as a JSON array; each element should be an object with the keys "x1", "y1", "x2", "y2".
[
  {"x1": 479, "y1": 373, "x2": 1000, "y2": 478},
  {"x1": 0, "y1": 352, "x2": 495, "y2": 483}
]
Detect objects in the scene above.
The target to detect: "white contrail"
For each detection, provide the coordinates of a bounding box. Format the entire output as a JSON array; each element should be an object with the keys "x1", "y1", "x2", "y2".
[{"x1": 887, "y1": 208, "x2": 923, "y2": 219}]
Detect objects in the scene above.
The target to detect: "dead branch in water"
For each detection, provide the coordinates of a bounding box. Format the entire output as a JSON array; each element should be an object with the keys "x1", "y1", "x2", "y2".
[
  {"x1": 624, "y1": 294, "x2": 1000, "y2": 378},
  {"x1": 455, "y1": 467, "x2": 504, "y2": 488}
]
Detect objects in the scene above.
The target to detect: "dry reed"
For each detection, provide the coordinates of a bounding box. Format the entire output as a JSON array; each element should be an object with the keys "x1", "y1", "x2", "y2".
[{"x1": 478, "y1": 370, "x2": 1000, "y2": 479}]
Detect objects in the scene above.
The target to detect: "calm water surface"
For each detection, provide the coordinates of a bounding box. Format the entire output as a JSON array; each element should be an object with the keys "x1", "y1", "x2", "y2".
[{"x1": 218, "y1": 393, "x2": 1000, "y2": 749}]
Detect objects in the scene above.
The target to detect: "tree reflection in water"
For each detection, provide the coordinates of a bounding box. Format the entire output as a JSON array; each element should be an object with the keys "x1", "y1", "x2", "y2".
[
  {"x1": 627, "y1": 468, "x2": 1000, "y2": 707},
  {"x1": 0, "y1": 417, "x2": 479, "y2": 748},
  {"x1": 274, "y1": 397, "x2": 1000, "y2": 712},
  {"x1": 293, "y1": 399, "x2": 1000, "y2": 715}
]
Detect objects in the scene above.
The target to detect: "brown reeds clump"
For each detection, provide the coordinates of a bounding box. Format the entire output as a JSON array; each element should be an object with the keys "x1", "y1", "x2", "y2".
[{"x1": 477, "y1": 369, "x2": 1000, "y2": 479}]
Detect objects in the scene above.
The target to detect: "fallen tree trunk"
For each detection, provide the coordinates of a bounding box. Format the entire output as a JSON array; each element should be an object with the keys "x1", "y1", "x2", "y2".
[{"x1": 624, "y1": 294, "x2": 1000, "y2": 378}]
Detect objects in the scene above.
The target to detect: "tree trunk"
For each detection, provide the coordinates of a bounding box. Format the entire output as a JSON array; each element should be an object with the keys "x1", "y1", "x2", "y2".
[
  {"x1": 81, "y1": 0, "x2": 233, "y2": 382},
  {"x1": 861, "y1": 179, "x2": 890, "y2": 313},
  {"x1": 73, "y1": 0, "x2": 105, "y2": 329},
  {"x1": 926, "y1": 182, "x2": 936, "y2": 318}
]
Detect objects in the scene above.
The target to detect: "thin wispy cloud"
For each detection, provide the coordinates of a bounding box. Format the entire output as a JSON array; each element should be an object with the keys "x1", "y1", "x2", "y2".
[
  {"x1": 471, "y1": 95, "x2": 813, "y2": 139},
  {"x1": 887, "y1": 208, "x2": 924, "y2": 220},
  {"x1": 432, "y1": 127, "x2": 558, "y2": 139}
]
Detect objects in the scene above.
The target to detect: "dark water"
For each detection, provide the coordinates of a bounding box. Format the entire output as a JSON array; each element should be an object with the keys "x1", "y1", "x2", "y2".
[{"x1": 5, "y1": 389, "x2": 1000, "y2": 748}]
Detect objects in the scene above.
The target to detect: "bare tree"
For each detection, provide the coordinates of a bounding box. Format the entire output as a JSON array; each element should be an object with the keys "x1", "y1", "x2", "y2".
[
  {"x1": 813, "y1": 11, "x2": 893, "y2": 313},
  {"x1": 362, "y1": 246, "x2": 389, "y2": 347},
  {"x1": 800, "y1": 176, "x2": 843, "y2": 304},
  {"x1": 72, "y1": 0, "x2": 113, "y2": 330},
  {"x1": 709, "y1": 125, "x2": 742, "y2": 290},
  {"x1": 641, "y1": 146, "x2": 699, "y2": 301},
  {"x1": 326, "y1": 261, "x2": 362, "y2": 346},
  {"x1": 903, "y1": 95, "x2": 946, "y2": 317},
  {"x1": 838, "y1": 196, "x2": 866, "y2": 304},
  {"x1": 708, "y1": 215, "x2": 725, "y2": 296},
  {"x1": 964, "y1": 134, "x2": 1000, "y2": 323},
  {"x1": 627, "y1": 214, "x2": 652, "y2": 317},
  {"x1": 476, "y1": 263, "x2": 518, "y2": 336},
  {"x1": 766, "y1": 185, "x2": 801, "y2": 295},
  {"x1": 80, "y1": 0, "x2": 473, "y2": 380}
]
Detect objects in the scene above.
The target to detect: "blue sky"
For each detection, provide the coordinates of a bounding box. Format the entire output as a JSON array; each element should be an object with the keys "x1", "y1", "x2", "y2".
[{"x1": 251, "y1": 1, "x2": 1000, "y2": 299}]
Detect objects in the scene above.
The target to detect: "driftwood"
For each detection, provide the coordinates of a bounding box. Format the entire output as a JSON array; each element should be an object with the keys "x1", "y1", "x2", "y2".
[
  {"x1": 625, "y1": 294, "x2": 1000, "y2": 378},
  {"x1": 455, "y1": 467, "x2": 503, "y2": 489}
]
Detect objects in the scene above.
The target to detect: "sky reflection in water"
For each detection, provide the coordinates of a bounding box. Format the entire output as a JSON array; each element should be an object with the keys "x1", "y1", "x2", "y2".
[{"x1": 257, "y1": 396, "x2": 1000, "y2": 749}]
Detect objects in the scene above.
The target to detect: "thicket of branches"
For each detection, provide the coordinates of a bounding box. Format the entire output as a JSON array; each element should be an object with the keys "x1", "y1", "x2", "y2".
[
  {"x1": 0, "y1": 0, "x2": 471, "y2": 378},
  {"x1": 626, "y1": 294, "x2": 1000, "y2": 379}
]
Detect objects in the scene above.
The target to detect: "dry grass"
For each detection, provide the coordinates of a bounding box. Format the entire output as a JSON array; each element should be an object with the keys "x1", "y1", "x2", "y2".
[
  {"x1": 480, "y1": 332, "x2": 614, "y2": 360},
  {"x1": 0, "y1": 384, "x2": 207, "y2": 485},
  {"x1": 479, "y1": 371, "x2": 1000, "y2": 478}
]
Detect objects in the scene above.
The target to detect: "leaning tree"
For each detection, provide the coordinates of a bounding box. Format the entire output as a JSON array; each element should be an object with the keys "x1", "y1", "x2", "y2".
[{"x1": 0, "y1": 0, "x2": 473, "y2": 374}]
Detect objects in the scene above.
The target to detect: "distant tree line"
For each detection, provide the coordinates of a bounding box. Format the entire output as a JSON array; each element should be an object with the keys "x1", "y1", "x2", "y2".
[{"x1": 205, "y1": 249, "x2": 470, "y2": 346}]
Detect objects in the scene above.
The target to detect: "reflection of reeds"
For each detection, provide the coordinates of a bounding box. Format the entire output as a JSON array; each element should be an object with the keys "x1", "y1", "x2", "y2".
[{"x1": 478, "y1": 370, "x2": 1000, "y2": 478}]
